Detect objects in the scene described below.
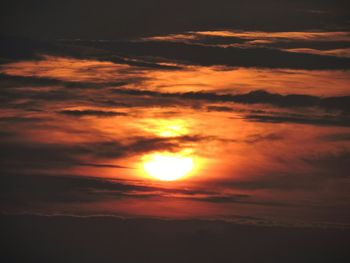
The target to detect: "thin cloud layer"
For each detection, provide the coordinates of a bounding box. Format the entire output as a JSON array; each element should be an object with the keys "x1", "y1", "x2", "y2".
[
  {"x1": 58, "y1": 110, "x2": 128, "y2": 117},
  {"x1": 143, "y1": 30, "x2": 350, "y2": 58},
  {"x1": 112, "y1": 88, "x2": 350, "y2": 114}
]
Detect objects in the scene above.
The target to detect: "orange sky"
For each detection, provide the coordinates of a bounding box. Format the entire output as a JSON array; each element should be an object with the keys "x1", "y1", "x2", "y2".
[{"x1": 1, "y1": 30, "x2": 350, "y2": 226}]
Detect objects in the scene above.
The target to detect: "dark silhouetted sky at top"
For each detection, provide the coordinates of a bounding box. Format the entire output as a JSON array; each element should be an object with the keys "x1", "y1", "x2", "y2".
[{"x1": 1, "y1": 0, "x2": 350, "y2": 39}]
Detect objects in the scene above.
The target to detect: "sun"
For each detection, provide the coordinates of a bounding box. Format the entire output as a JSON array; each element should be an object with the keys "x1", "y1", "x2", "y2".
[{"x1": 142, "y1": 152, "x2": 194, "y2": 181}]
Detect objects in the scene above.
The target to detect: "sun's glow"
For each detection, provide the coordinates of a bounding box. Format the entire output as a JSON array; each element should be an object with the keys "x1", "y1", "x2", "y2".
[
  {"x1": 158, "y1": 124, "x2": 185, "y2": 137},
  {"x1": 143, "y1": 152, "x2": 194, "y2": 181},
  {"x1": 140, "y1": 119, "x2": 190, "y2": 138}
]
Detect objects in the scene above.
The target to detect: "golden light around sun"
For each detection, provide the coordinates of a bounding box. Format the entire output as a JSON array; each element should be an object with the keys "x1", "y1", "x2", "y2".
[
  {"x1": 142, "y1": 152, "x2": 194, "y2": 181},
  {"x1": 141, "y1": 118, "x2": 190, "y2": 138}
]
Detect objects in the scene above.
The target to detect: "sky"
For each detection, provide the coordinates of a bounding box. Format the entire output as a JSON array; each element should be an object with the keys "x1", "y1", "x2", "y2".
[{"x1": 1, "y1": 1, "x2": 350, "y2": 262}]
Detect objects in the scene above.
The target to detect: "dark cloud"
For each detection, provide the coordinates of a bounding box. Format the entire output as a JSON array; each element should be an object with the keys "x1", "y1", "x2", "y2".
[
  {"x1": 244, "y1": 133, "x2": 284, "y2": 143},
  {"x1": 0, "y1": 171, "x2": 297, "y2": 210},
  {"x1": 72, "y1": 40, "x2": 350, "y2": 70},
  {"x1": 217, "y1": 174, "x2": 322, "y2": 191},
  {"x1": 58, "y1": 110, "x2": 127, "y2": 117},
  {"x1": 194, "y1": 36, "x2": 248, "y2": 46},
  {"x1": 0, "y1": 130, "x2": 18, "y2": 140},
  {"x1": 258, "y1": 40, "x2": 350, "y2": 50},
  {"x1": 77, "y1": 163, "x2": 130, "y2": 169},
  {"x1": 106, "y1": 55, "x2": 182, "y2": 70},
  {"x1": 0, "y1": 72, "x2": 133, "y2": 90},
  {"x1": 302, "y1": 150, "x2": 350, "y2": 178},
  {"x1": 216, "y1": 175, "x2": 316, "y2": 191},
  {"x1": 112, "y1": 88, "x2": 350, "y2": 114},
  {"x1": 191, "y1": 194, "x2": 251, "y2": 203},
  {"x1": 0, "y1": 36, "x2": 181, "y2": 72},
  {"x1": 0, "y1": 172, "x2": 250, "y2": 206},
  {"x1": 169, "y1": 32, "x2": 350, "y2": 51},
  {"x1": 2, "y1": 0, "x2": 349, "y2": 40},
  {"x1": 206, "y1": 105, "x2": 235, "y2": 112},
  {"x1": 246, "y1": 114, "x2": 350, "y2": 127},
  {"x1": 193, "y1": 37, "x2": 350, "y2": 51},
  {"x1": 215, "y1": 150, "x2": 350, "y2": 192},
  {"x1": 321, "y1": 133, "x2": 350, "y2": 141},
  {"x1": 186, "y1": 194, "x2": 291, "y2": 207},
  {"x1": 320, "y1": 96, "x2": 350, "y2": 113},
  {"x1": 0, "y1": 141, "x2": 84, "y2": 170},
  {"x1": 3, "y1": 34, "x2": 350, "y2": 70},
  {"x1": 0, "y1": 173, "x2": 235, "y2": 205},
  {"x1": 0, "y1": 135, "x2": 207, "y2": 172},
  {"x1": 0, "y1": 116, "x2": 45, "y2": 123},
  {"x1": 0, "y1": 73, "x2": 66, "y2": 87},
  {"x1": 2, "y1": 214, "x2": 349, "y2": 263},
  {"x1": 0, "y1": 36, "x2": 56, "y2": 61},
  {"x1": 0, "y1": 173, "x2": 152, "y2": 204},
  {"x1": 0, "y1": 86, "x2": 78, "y2": 103}
]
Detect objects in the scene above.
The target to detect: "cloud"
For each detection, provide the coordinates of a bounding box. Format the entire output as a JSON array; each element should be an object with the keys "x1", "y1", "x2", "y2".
[
  {"x1": 0, "y1": 173, "x2": 158, "y2": 204},
  {"x1": 112, "y1": 88, "x2": 350, "y2": 114},
  {"x1": 215, "y1": 174, "x2": 318, "y2": 191},
  {"x1": 265, "y1": 40, "x2": 350, "y2": 50},
  {"x1": 143, "y1": 30, "x2": 350, "y2": 59},
  {"x1": 226, "y1": 177, "x2": 320, "y2": 191},
  {"x1": 76, "y1": 163, "x2": 130, "y2": 169},
  {"x1": 76, "y1": 40, "x2": 350, "y2": 69},
  {"x1": 302, "y1": 150, "x2": 350, "y2": 178},
  {"x1": 0, "y1": 172, "x2": 293, "y2": 209},
  {"x1": 213, "y1": 150, "x2": 350, "y2": 192},
  {"x1": 58, "y1": 110, "x2": 127, "y2": 117},
  {"x1": 0, "y1": 73, "x2": 66, "y2": 87},
  {"x1": 0, "y1": 116, "x2": 45, "y2": 123},
  {"x1": 0, "y1": 72, "x2": 135, "y2": 91},
  {"x1": 2, "y1": 213, "x2": 349, "y2": 263},
  {"x1": 206, "y1": 105, "x2": 235, "y2": 112},
  {"x1": 0, "y1": 35, "x2": 182, "y2": 72},
  {"x1": 5, "y1": 35, "x2": 348, "y2": 71},
  {"x1": 0, "y1": 172, "x2": 226, "y2": 204},
  {"x1": 246, "y1": 114, "x2": 350, "y2": 127},
  {"x1": 145, "y1": 30, "x2": 350, "y2": 47},
  {"x1": 243, "y1": 133, "x2": 283, "y2": 143},
  {"x1": 184, "y1": 193, "x2": 290, "y2": 207},
  {"x1": 7, "y1": 77, "x2": 133, "y2": 93},
  {"x1": 0, "y1": 135, "x2": 207, "y2": 172},
  {"x1": 3, "y1": 0, "x2": 349, "y2": 40},
  {"x1": 321, "y1": 133, "x2": 350, "y2": 141}
]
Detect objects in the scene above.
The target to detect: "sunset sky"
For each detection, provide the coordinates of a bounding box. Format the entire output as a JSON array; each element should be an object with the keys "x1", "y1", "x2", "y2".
[{"x1": 1, "y1": 1, "x2": 350, "y2": 262}]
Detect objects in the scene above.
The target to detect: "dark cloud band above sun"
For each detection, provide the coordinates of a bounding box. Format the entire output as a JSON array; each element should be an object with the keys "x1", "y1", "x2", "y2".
[
  {"x1": 1, "y1": 0, "x2": 350, "y2": 39},
  {"x1": 58, "y1": 110, "x2": 128, "y2": 117},
  {"x1": 58, "y1": 39, "x2": 350, "y2": 70},
  {"x1": 2, "y1": 34, "x2": 350, "y2": 70},
  {"x1": 111, "y1": 88, "x2": 350, "y2": 114}
]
